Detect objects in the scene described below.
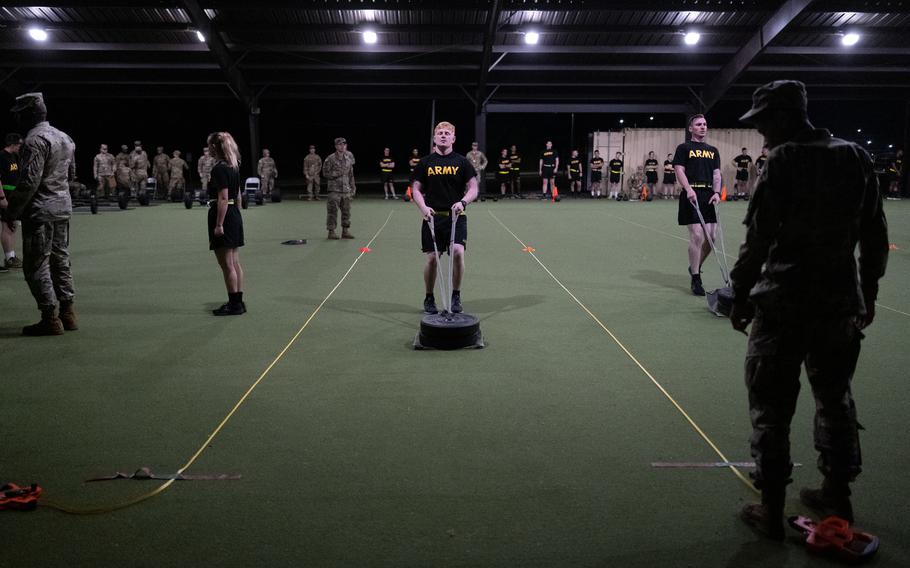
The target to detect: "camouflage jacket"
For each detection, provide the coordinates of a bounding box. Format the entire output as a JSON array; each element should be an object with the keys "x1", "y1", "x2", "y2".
[
  {"x1": 93, "y1": 152, "x2": 116, "y2": 178},
  {"x1": 198, "y1": 155, "x2": 215, "y2": 177},
  {"x1": 323, "y1": 150, "x2": 356, "y2": 193},
  {"x1": 168, "y1": 157, "x2": 188, "y2": 179},
  {"x1": 115, "y1": 151, "x2": 131, "y2": 171},
  {"x1": 304, "y1": 153, "x2": 322, "y2": 178},
  {"x1": 153, "y1": 152, "x2": 170, "y2": 172},
  {"x1": 466, "y1": 150, "x2": 488, "y2": 175},
  {"x1": 3, "y1": 121, "x2": 75, "y2": 222},
  {"x1": 257, "y1": 157, "x2": 277, "y2": 177},
  {"x1": 129, "y1": 150, "x2": 149, "y2": 172},
  {"x1": 730, "y1": 128, "x2": 889, "y2": 317}
]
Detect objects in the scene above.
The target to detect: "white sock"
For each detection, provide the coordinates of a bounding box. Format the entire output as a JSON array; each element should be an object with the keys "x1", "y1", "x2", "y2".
[{"x1": 5, "y1": 252, "x2": 14, "y2": 260}]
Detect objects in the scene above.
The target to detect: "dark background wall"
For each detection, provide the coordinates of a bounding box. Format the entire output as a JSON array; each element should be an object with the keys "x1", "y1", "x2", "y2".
[{"x1": 1, "y1": 94, "x2": 906, "y2": 191}]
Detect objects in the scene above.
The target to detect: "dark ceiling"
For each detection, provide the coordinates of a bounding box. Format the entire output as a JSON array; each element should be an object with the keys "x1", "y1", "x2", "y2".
[{"x1": 2, "y1": 0, "x2": 910, "y2": 114}]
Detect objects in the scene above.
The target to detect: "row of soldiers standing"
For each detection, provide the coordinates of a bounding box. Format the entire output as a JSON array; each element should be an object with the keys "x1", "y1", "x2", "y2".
[{"x1": 92, "y1": 141, "x2": 217, "y2": 199}]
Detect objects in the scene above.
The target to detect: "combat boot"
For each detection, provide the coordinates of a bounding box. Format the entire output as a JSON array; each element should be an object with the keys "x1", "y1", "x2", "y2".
[
  {"x1": 22, "y1": 310, "x2": 64, "y2": 337},
  {"x1": 341, "y1": 229, "x2": 355, "y2": 239},
  {"x1": 740, "y1": 487, "x2": 786, "y2": 541},
  {"x1": 327, "y1": 230, "x2": 340, "y2": 240},
  {"x1": 800, "y1": 478, "x2": 854, "y2": 524},
  {"x1": 59, "y1": 301, "x2": 78, "y2": 331},
  {"x1": 689, "y1": 268, "x2": 705, "y2": 296}
]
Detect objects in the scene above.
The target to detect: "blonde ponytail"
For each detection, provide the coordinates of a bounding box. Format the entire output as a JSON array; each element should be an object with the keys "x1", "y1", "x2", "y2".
[{"x1": 207, "y1": 131, "x2": 241, "y2": 170}]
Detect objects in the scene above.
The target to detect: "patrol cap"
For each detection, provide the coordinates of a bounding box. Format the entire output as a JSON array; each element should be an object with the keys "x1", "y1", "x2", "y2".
[
  {"x1": 10, "y1": 92, "x2": 46, "y2": 114},
  {"x1": 334, "y1": 137, "x2": 347, "y2": 145},
  {"x1": 121, "y1": 144, "x2": 129, "y2": 151},
  {"x1": 134, "y1": 140, "x2": 142, "y2": 146},
  {"x1": 739, "y1": 80, "x2": 807, "y2": 124}
]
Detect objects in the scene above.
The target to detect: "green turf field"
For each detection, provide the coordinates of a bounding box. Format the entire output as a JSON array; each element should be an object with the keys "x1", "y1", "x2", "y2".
[{"x1": 2, "y1": 196, "x2": 908, "y2": 567}]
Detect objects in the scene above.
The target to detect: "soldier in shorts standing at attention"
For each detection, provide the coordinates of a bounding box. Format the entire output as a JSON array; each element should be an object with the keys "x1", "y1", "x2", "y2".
[
  {"x1": 589, "y1": 150, "x2": 604, "y2": 198},
  {"x1": 673, "y1": 114, "x2": 722, "y2": 296},
  {"x1": 733, "y1": 147, "x2": 753, "y2": 199}
]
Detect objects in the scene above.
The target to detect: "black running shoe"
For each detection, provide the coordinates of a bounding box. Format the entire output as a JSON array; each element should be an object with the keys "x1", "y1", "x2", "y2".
[
  {"x1": 423, "y1": 296, "x2": 438, "y2": 314},
  {"x1": 213, "y1": 302, "x2": 245, "y2": 316},
  {"x1": 690, "y1": 272, "x2": 705, "y2": 296},
  {"x1": 451, "y1": 292, "x2": 463, "y2": 314}
]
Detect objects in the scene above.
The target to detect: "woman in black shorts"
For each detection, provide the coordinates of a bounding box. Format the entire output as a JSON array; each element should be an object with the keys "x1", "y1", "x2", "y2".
[{"x1": 206, "y1": 131, "x2": 246, "y2": 316}]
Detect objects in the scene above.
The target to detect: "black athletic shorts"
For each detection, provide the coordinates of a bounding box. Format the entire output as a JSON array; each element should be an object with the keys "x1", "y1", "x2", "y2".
[
  {"x1": 511, "y1": 169, "x2": 520, "y2": 180},
  {"x1": 736, "y1": 169, "x2": 749, "y2": 182},
  {"x1": 677, "y1": 188, "x2": 718, "y2": 226},
  {"x1": 663, "y1": 174, "x2": 676, "y2": 184},
  {"x1": 646, "y1": 171, "x2": 658, "y2": 184},
  {"x1": 541, "y1": 166, "x2": 555, "y2": 180},
  {"x1": 591, "y1": 172, "x2": 602, "y2": 183},
  {"x1": 208, "y1": 204, "x2": 245, "y2": 250},
  {"x1": 381, "y1": 172, "x2": 394, "y2": 184},
  {"x1": 422, "y1": 214, "x2": 467, "y2": 253},
  {"x1": 609, "y1": 173, "x2": 621, "y2": 184},
  {"x1": 497, "y1": 171, "x2": 511, "y2": 184}
]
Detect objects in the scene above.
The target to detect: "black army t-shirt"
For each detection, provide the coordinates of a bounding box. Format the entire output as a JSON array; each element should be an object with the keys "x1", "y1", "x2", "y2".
[
  {"x1": 663, "y1": 160, "x2": 674, "y2": 174},
  {"x1": 1, "y1": 150, "x2": 20, "y2": 191},
  {"x1": 734, "y1": 154, "x2": 753, "y2": 170},
  {"x1": 755, "y1": 155, "x2": 766, "y2": 173},
  {"x1": 568, "y1": 157, "x2": 582, "y2": 174},
  {"x1": 381, "y1": 157, "x2": 394, "y2": 172},
  {"x1": 540, "y1": 149, "x2": 558, "y2": 168},
  {"x1": 413, "y1": 152, "x2": 474, "y2": 210},
  {"x1": 498, "y1": 157, "x2": 512, "y2": 173},
  {"x1": 672, "y1": 141, "x2": 721, "y2": 188},
  {"x1": 207, "y1": 161, "x2": 241, "y2": 201},
  {"x1": 609, "y1": 159, "x2": 623, "y2": 174}
]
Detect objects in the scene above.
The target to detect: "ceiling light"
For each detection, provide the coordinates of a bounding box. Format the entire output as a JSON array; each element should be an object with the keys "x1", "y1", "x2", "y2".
[
  {"x1": 649, "y1": 116, "x2": 654, "y2": 121},
  {"x1": 524, "y1": 31, "x2": 540, "y2": 45},
  {"x1": 684, "y1": 32, "x2": 700, "y2": 45},
  {"x1": 619, "y1": 118, "x2": 624, "y2": 124},
  {"x1": 866, "y1": 140, "x2": 872, "y2": 145},
  {"x1": 195, "y1": 30, "x2": 205, "y2": 42},
  {"x1": 856, "y1": 128, "x2": 862, "y2": 133},
  {"x1": 842, "y1": 32, "x2": 860, "y2": 46},
  {"x1": 27, "y1": 27, "x2": 48, "y2": 42},
  {"x1": 888, "y1": 144, "x2": 893, "y2": 148},
  {"x1": 363, "y1": 30, "x2": 378, "y2": 44}
]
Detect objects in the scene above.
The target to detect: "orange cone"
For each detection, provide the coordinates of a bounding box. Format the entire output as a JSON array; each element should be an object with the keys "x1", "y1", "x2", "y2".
[
  {"x1": 641, "y1": 185, "x2": 649, "y2": 201},
  {"x1": 720, "y1": 185, "x2": 728, "y2": 201},
  {"x1": 552, "y1": 185, "x2": 559, "y2": 202},
  {"x1": 405, "y1": 186, "x2": 412, "y2": 202}
]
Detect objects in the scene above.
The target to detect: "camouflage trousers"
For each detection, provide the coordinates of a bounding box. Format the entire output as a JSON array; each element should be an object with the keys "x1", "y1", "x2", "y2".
[
  {"x1": 131, "y1": 170, "x2": 147, "y2": 193},
  {"x1": 168, "y1": 176, "x2": 185, "y2": 196},
  {"x1": 22, "y1": 219, "x2": 75, "y2": 313},
  {"x1": 326, "y1": 191, "x2": 352, "y2": 230},
  {"x1": 116, "y1": 168, "x2": 132, "y2": 189},
  {"x1": 745, "y1": 309, "x2": 863, "y2": 490},
  {"x1": 306, "y1": 176, "x2": 320, "y2": 197},
  {"x1": 96, "y1": 175, "x2": 116, "y2": 196},
  {"x1": 261, "y1": 175, "x2": 276, "y2": 194},
  {"x1": 200, "y1": 174, "x2": 211, "y2": 191},
  {"x1": 154, "y1": 169, "x2": 169, "y2": 197}
]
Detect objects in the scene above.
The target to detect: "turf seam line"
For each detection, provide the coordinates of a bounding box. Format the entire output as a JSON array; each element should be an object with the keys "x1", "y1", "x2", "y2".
[
  {"x1": 43, "y1": 211, "x2": 396, "y2": 515},
  {"x1": 607, "y1": 212, "x2": 909, "y2": 320},
  {"x1": 488, "y1": 209, "x2": 759, "y2": 495}
]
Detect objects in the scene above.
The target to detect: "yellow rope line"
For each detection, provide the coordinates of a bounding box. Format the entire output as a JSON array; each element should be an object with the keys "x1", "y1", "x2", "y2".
[
  {"x1": 44, "y1": 211, "x2": 395, "y2": 515},
  {"x1": 489, "y1": 210, "x2": 758, "y2": 494}
]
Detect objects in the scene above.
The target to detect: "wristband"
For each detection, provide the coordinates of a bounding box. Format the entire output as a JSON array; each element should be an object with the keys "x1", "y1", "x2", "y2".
[{"x1": 460, "y1": 200, "x2": 467, "y2": 209}]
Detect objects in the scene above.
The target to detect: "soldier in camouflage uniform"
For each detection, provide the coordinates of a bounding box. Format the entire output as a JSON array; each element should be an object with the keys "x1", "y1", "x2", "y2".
[
  {"x1": 303, "y1": 145, "x2": 322, "y2": 200},
  {"x1": 1, "y1": 93, "x2": 78, "y2": 336},
  {"x1": 129, "y1": 141, "x2": 149, "y2": 196},
  {"x1": 198, "y1": 147, "x2": 215, "y2": 192},
  {"x1": 466, "y1": 141, "x2": 488, "y2": 196},
  {"x1": 257, "y1": 148, "x2": 277, "y2": 197},
  {"x1": 167, "y1": 150, "x2": 189, "y2": 199},
  {"x1": 93, "y1": 144, "x2": 116, "y2": 198},
  {"x1": 731, "y1": 81, "x2": 889, "y2": 540},
  {"x1": 153, "y1": 146, "x2": 170, "y2": 198},
  {"x1": 114, "y1": 144, "x2": 132, "y2": 190},
  {"x1": 323, "y1": 137, "x2": 356, "y2": 240}
]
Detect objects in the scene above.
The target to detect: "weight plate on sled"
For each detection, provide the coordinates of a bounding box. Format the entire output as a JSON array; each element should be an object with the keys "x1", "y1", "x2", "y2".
[{"x1": 418, "y1": 313, "x2": 482, "y2": 350}]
